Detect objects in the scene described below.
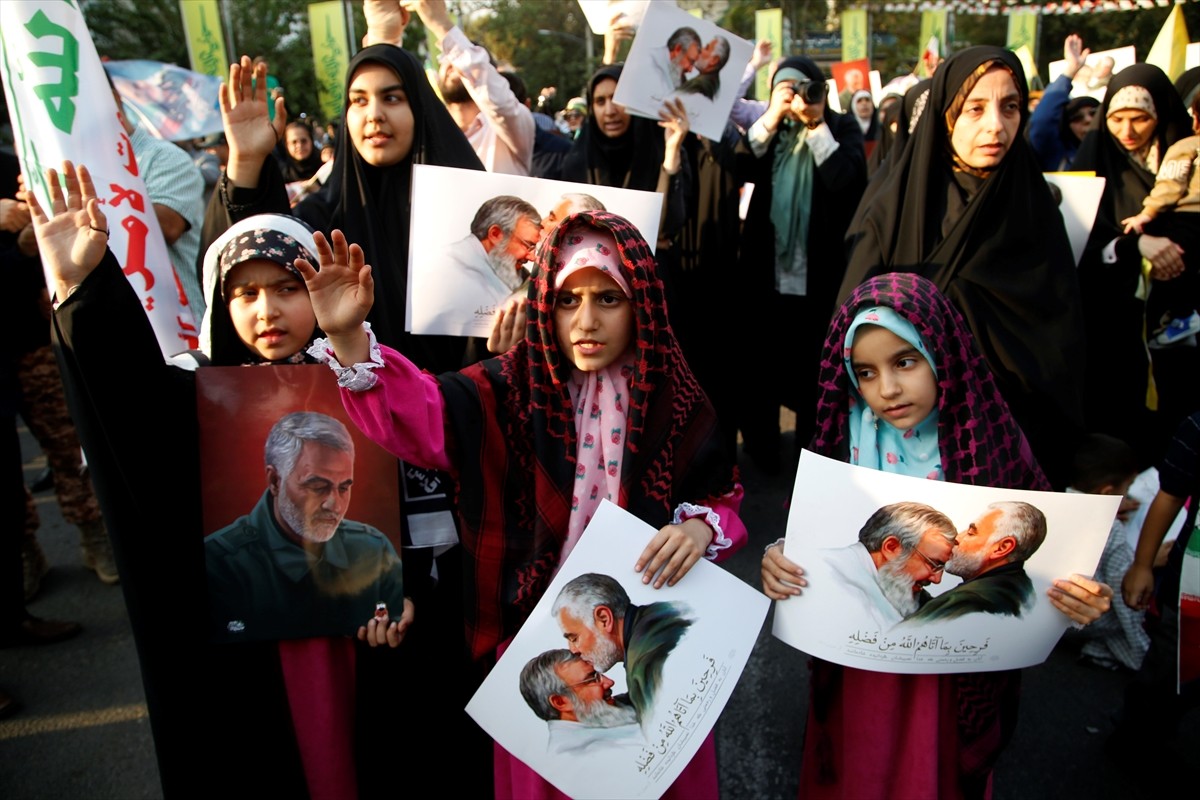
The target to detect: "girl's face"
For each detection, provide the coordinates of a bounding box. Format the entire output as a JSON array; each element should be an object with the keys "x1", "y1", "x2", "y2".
[
  {"x1": 554, "y1": 267, "x2": 634, "y2": 371},
  {"x1": 591, "y1": 78, "x2": 631, "y2": 139},
  {"x1": 950, "y1": 65, "x2": 1021, "y2": 171},
  {"x1": 225, "y1": 259, "x2": 317, "y2": 361},
  {"x1": 850, "y1": 325, "x2": 937, "y2": 431},
  {"x1": 346, "y1": 62, "x2": 415, "y2": 167}
]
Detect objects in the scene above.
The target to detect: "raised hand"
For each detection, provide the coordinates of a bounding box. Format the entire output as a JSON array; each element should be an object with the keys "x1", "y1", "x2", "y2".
[
  {"x1": 659, "y1": 98, "x2": 690, "y2": 175},
  {"x1": 487, "y1": 297, "x2": 527, "y2": 354},
  {"x1": 25, "y1": 161, "x2": 109, "y2": 301},
  {"x1": 294, "y1": 230, "x2": 374, "y2": 365},
  {"x1": 221, "y1": 56, "x2": 286, "y2": 187}
]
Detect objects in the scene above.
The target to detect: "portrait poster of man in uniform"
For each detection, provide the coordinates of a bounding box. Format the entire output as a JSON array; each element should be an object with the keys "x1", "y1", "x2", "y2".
[
  {"x1": 197, "y1": 365, "x2": 404, "y2": 643},
  {"x1": 772, "y1": 452, "x2": 1119, "y2": 674}
]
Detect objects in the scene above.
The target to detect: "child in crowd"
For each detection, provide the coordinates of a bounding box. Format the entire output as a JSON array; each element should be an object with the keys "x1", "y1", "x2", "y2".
[
  {"x1": 28, "y1": 162, "x2": 410, "y2": 797},
  {"x1": 1121, "y1": 93, "x2": 1200, "y2": 345},
  {"x1": 1067, "y1": 434, "x2": 1150, "y2": 671},
  {"x1": 299, "y1": 209, "x2": 745, "y2": 798},
  {"x1": 761, "y1": 272, "x2": 1111, "y2": 797},
  {"x1": 1109, "y1": 410, "x2": 1200, "y2": 761}
]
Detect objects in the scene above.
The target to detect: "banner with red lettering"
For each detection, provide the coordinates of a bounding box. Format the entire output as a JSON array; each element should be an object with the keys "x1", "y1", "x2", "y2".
[{"x1": 0, "y1": 0, "x2": 198, "y2": 356}]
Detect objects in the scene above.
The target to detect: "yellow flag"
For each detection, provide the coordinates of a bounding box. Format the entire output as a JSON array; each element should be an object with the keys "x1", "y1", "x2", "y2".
[
  {"x1": 841, "y1": 9, "x2": 868, "y2": 63},
  {"x1": 309, "y1": 1, "x2": 349, "y2": 121},
  {"x1": 1146, "y1": 4, "x2": 1190, "y2": 82},
  {"x1": 1006, "y1": 7, "x2": 1039, "y2": 63},
  {"x1": 178, "y1": 0, "x2": 228, "y2": 79},
  {"x1": 755, "y1": 8, "x2": 783, "y2": 102}
]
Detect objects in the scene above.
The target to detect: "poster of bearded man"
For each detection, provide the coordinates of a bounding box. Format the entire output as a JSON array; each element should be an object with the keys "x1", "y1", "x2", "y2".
[{"x1": 771, "y1": 452, "x2": 1118, "y2": 674}]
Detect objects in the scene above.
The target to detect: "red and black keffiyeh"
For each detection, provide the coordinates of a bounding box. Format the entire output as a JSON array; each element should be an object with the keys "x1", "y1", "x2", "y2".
[{"x1": 440, "y1": 211, "x2": 734, "y2": 660}]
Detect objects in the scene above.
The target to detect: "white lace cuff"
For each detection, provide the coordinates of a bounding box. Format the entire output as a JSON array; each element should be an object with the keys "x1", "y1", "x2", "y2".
[
  {"x1": 308, "y1": 322, "x2": 384, "y2": 392},
  {"x1": 673, "y1": 502, "x2": 732, "y2": 560}
]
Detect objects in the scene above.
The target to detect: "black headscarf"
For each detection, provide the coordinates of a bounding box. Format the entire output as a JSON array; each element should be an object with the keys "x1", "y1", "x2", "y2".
[
  {"x1": 840, "y1": 46, "x2": 1085, "y2": 482},
  {"x1": 560, "y1": 65, "x2": 666, "y2": 191},
  {"x1": 298, "y1": 45, "x2": 483, "y2": 369},
  {"x1": 1073, "y1": 63, "x2": 1191, "y2": 233},
  {"x1": 1058, "y1": 95, "x2": 1100, "y2": 150},
  {"x1": 1175, "y1": 66, "x2": 1200, "y2": 114},
  {"x1": 275, "y1": 121, "x2": 324, "y2": 182}
]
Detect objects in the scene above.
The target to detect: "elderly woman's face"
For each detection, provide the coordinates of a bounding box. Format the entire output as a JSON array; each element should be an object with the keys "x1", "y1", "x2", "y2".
[
  {"x1": 1107, "y1": 108, "x2": 1156, "y2": 152},
  {"x1": 950, "y1": 66, "x2": 1022, "y2": 171}
]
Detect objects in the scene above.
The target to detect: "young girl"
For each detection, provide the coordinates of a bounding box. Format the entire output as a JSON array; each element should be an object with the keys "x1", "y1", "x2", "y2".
[
  {"x1": 29, "y1": 162, "x2": 410, "y2": 797},
  {"x1": 299, "y1": 210, "x2": 745, "y2": 798},
  {"x1": 761, "y1": 272, "x2": 1111, "y2": 798}
]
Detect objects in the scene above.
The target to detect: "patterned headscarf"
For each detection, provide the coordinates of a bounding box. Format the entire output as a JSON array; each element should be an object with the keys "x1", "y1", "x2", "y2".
[
  {"x1": 843, "y1": 305, "x2": 942, "y2": 480},
  {"x1": 813, "y1": 272, "x2": 1049, "y2": 491},
  {"x1": 441, "y1": 211, "x2": 734, "y2": 660}
]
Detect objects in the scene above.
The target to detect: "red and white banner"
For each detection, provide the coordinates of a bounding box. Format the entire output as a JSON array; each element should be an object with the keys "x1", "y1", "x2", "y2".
[{"x1": 0, "y1": 0, "x2": 198, "y2": 356}]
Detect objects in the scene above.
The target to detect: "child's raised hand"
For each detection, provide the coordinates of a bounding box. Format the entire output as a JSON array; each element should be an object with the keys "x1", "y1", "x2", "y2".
[
  {"x1": 635, "y1": 518, "x2": 712, "y2": 589},
  {"x1": 25, "y1": 161, "x2": 109, "y2": 302},
  {"x1": 295, "y1": 229, "x2": 373, "y2": 335},
  {"x1": 761, "y1": 539, "x2": 807, "y2": 600}
]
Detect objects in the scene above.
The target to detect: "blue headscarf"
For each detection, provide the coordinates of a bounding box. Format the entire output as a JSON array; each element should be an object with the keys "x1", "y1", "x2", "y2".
[{"x1": 844, "y1": 306, "x2": 942, "y2": 479}]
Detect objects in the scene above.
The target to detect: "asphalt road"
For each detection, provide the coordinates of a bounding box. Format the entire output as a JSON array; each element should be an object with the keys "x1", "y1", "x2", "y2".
[{"x1": 2, "y1": 414, "x2": 1197, "y2": 799}]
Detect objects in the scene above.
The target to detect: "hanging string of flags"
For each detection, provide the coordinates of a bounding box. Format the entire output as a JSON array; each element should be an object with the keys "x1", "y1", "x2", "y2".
[{"x1": 856, "y1": 1, "x2": 1186, "y2": 15}]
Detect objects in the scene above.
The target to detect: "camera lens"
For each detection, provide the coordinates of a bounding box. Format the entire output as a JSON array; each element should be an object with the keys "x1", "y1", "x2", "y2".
[{"x1": 798, "y1": 80, "x2": 826, "y2": 104}]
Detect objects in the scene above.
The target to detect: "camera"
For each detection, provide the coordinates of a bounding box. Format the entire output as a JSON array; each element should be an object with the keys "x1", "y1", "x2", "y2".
[{"x1": 791, "y1": 79, "x2": 827, "y2": 105}]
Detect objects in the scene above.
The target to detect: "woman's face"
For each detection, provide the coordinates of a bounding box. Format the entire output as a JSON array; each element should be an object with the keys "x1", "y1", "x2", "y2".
[
  {"x1": 854, "y1": 96, "x2": 874, "y2": 120},
  {"x1": 950, "y1": 66, "x2": 1022, "y2": 171},
  {"x1": 554, "y1": 267, "x2": 634, "y2": 372},
  {"x1": 286, "y1": 126, "x2": 313, "y2": 161},
  {"x1": 346, "y1": 62, "x2": 415, "y2": 167},
  {"x1": 225, "y1": 259, "x2": 317, "y2": 361},
  {"x1": 1107, "y1": 107, "x2": 1157, "y2": 152},
  {"x1": 591, "y1": 78, "x2": 631, "y2": 139},
  {"x1": 1069, "y1": 106, "x2": 1097, "y2": 143}
]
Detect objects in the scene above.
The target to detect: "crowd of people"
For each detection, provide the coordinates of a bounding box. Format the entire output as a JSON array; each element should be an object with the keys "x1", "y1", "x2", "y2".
[{"x1": 3, "y1": 0, "x2": 1198, "y2": 797}]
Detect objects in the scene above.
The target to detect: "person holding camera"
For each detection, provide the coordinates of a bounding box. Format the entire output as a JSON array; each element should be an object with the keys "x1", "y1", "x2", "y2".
[{"x1": 736, "y1": 56, "x2": 867, "y2": 472}]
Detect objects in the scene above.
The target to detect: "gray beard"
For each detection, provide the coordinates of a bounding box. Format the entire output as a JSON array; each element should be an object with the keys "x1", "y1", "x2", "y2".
[
  {"x1": 575, "y1": 695, "x2": 638, "y2": 728},
  {"x1": 487, "y1": 242, "x2": 524, "y2": 291},
  {"x1": 276, "y1": 490, "x2": 337, "y2": 544},
  {"x1": 876, "y1": 557, "x2": 921, "y2": 617},
  {"x1": 945, "y1": 547, "x2": 986, "y2": 580},
  {"x1": 582, "y1": 629, "x2": 624, "y2": 673}
]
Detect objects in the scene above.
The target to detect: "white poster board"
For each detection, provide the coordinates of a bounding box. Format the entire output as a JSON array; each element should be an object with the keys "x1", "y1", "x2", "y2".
[
  {"x1": 613, "y1": 1, "x2": 752, "y2": 142},
  {"x1": 466, "y1": 501, "x2": 769, "y2": 799},
  {"x1": 772, "y1": 452, "x2": 1117, "y2": 674},
  {"x1": 578, "y1": 0, "x2": 651, "y2": 35},
  {"x1": 407, "y1": 165, "x2": 662, "y2": 338},
  {"x1": 1043, "y1": 172, "x2": 1106, "y2": 267},
  {"x1": 1048, "y1": 45, "x2": 1137, "y2": 101}
]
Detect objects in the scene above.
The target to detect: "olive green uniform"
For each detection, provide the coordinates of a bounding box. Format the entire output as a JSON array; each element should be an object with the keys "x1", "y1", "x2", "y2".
[{"x1": 205, "y1": 491, "x2": 403, "y2": 643}]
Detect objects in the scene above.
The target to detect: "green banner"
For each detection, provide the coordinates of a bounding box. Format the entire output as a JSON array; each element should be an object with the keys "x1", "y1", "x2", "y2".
[
  {"x1": 841, "y1": 9, "x2": 868, "y2": 62},
  {"x1": 309, "y1": 0, "x2": 348, "y2": 121},
  {"x1": 755, "y1": 8, "x2": 783, "y2": 102},
  {"x1": 918, "y1": 9, "x2": 946, "y2": 78},
  {"x1": 178, "y1": 0, "x2": 228, "y2": 79},
  {"x1": 1006, "y1": 7, "x2": 1039, "y2": 63}
]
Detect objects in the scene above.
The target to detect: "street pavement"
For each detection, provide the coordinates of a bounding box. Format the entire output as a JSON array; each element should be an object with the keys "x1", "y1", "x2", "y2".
[{"x1": 2, "y1": 415, "x2": 1197, "y2": 798}]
